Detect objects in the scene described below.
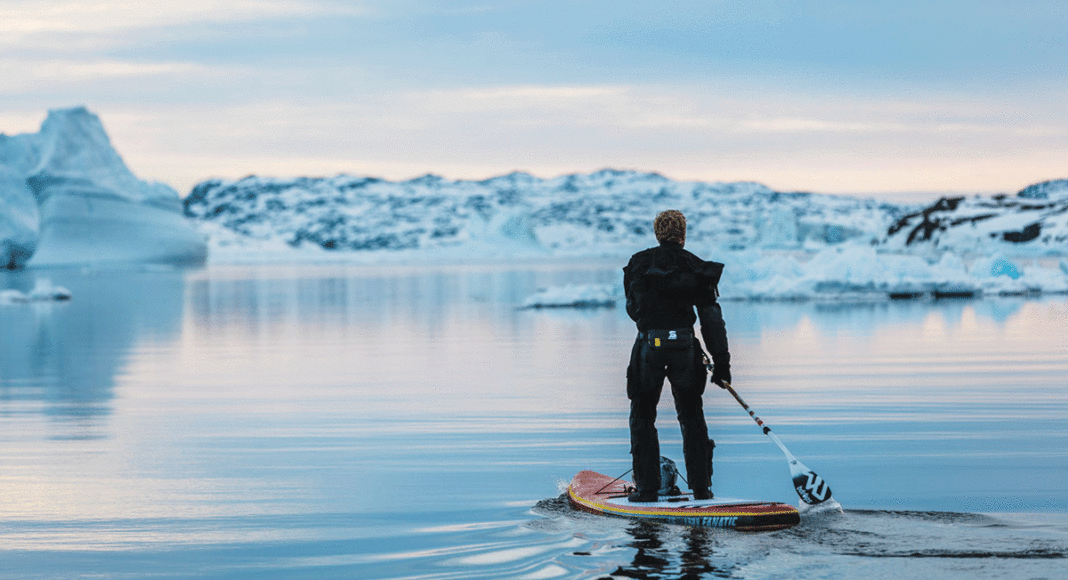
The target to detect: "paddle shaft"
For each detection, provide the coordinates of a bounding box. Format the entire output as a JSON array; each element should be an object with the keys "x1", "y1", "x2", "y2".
[
  {"x1": 720, "y1": 382, "x2": 794, "y2": 459},
  {"x1": 718, "y1": 380, "x2": 833, "y2": 504}
]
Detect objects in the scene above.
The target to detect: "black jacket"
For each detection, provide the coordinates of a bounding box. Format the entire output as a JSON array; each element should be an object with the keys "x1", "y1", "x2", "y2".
[{"x1": 623, "y1": 242, "x2": 729, "y2": 357}]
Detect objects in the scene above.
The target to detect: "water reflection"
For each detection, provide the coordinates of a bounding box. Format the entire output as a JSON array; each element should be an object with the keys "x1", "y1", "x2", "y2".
[
  {"x1": 0, "y1": 268, "x2": 186, "y2": 436},
  {"x1": 181, "y1": 263, "x2": 1065, "y2": 345},
  {"x1": 3, "y1": 262, "x2": 1064, "y2": 435},
  {"x1": 725, "y1": 296, "x2": 1047, "y2": 342},
  {"x1": 184, "y1": 264, "x2": 621, "y2": 336},
  {"x1": 611, "y1": 521, "x2": 728, "y2": 579}
]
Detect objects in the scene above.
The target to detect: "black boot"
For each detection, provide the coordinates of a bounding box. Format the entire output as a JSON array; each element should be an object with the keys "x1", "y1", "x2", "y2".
[
  {"x1": 693, "y1": 488, "x2": 714, "y2": 500},
  {"x1": 628, "y1": 489, "x2": 658, "y2": 503}
]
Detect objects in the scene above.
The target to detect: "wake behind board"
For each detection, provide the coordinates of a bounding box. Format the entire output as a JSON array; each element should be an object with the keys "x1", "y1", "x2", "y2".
[{"x1": 568, "y1": 470, "x2": 799, "y2": 531}]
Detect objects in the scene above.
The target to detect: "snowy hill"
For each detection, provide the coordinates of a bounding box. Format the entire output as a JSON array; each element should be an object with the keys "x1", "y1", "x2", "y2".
[
  {"x1": 882, "y1": 180, "x2": 1068, "y2": 255},
  {"x1": 183, "y1": 170, "x2": 907, "y2": 260},
  {"x1": 184, "y1": 171, "x2": 1068, "y2": 261},
  {"x1": 0, "y1": 107, "x2": 206, "y2": 269},
  {"x1": 183, "y1": 171, "x2": 1068, "y2": 300}
]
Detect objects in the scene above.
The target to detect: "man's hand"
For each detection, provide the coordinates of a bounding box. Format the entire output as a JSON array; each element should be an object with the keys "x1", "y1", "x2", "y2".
[{"x1": 710, "y1": 352, "x2": 731, "y2": 388}]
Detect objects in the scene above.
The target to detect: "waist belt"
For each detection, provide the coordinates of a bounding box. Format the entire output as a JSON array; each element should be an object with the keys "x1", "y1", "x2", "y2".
[{"x1": 640, "y1": 328, "x2": 693, "y2": 348}]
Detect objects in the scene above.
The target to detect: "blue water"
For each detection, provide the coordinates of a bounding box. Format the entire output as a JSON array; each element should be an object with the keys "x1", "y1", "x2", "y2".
[{"x1": 1, "y1": 261, "x2": 1067, "y2": 579}]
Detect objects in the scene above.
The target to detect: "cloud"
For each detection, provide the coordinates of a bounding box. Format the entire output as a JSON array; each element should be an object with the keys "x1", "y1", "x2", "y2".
[
  {"x1": 0, "y1": 0, "x2": 364, "y2": 44},
  {"x1": 0, "y1": 58, "x2": 206, "y2": 91},
  {"x1": 393, "y1": 83, "x2": 1048, "y2": 141}
]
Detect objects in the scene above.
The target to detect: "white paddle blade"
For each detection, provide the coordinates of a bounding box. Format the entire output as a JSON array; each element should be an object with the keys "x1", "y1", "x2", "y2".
[{"x1": 788, "y1": 459, "x2": 832, "y2": 504}]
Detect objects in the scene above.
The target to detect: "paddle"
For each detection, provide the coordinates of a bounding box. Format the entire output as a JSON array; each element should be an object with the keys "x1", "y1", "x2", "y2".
[{"x1": 719, "y1": 380, "x2": 833, "y2": 505}]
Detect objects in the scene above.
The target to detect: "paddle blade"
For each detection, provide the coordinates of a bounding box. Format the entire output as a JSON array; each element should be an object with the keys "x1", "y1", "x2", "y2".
[{"x1": 788, "y1": 459, "x2": 833, "y2": 505}]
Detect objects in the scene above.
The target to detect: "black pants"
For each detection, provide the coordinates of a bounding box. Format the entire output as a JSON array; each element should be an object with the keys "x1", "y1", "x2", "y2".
[{"x1": 628, "y1": 338, "x2": 711, "y2": 494}]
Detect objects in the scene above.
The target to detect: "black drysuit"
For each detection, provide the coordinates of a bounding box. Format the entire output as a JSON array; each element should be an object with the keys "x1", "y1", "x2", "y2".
[{"x1": 623, "y1": 241, "x2": 730, "y2": 495}]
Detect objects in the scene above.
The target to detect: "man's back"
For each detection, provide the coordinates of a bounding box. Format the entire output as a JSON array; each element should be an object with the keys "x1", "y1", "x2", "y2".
[{"x1": 623, "y1": 243, "x2": 723, "y2": 333}]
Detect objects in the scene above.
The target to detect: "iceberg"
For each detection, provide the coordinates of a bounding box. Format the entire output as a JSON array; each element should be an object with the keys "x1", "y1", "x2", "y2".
[
  {"x1": 0, "y1": 107, "x2": 206, "y2": 269},
  {"x1": 0, "y1": 278, "x2": 72, "y2": 304},
  {"x1": 716, "y1": 247, "x2": 1068, "y2": 300},
  {"x1": 523, "y1": 248, "x2": 1068, "y2": 305},
  {"x1": 522, "y1": 283, "x2": 617, "y2": 309},
  {"x1": 0, "y1": 127, "x2": 42, "y2": 269}
]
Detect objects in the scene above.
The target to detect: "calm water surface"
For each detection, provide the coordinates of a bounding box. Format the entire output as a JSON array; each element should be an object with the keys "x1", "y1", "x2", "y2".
[{"x1": 1, "y1": 261, "x2": 1067, "y2": 579}]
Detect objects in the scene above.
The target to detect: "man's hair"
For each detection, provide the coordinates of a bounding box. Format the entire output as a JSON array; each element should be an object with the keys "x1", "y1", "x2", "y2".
[{"x1": 654, "y1": 210, "x2": 686, "y2": 245}]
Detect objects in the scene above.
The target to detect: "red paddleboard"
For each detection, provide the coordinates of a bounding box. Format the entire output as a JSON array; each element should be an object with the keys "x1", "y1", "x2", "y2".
[{"x1": 568, "y1": 470, "x2": 800, "y2": 531}]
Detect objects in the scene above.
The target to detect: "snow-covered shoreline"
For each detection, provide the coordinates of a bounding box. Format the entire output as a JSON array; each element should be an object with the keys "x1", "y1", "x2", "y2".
[
  {"x1": 3, "y1": 108, "x2": 1066, "y2": 304},
  {"x1": 179, "y1": 169, "x2": 1068, "y2": 303}
]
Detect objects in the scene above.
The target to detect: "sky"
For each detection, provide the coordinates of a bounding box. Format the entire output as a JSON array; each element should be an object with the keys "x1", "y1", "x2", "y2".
[{"x1": 2, "y1": 0, "x2": 1067, "y2": 200}]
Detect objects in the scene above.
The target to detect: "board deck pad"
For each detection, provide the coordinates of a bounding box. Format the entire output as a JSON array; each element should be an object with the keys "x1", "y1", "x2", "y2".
[{"x1": 568, "y1": 470, "x2": 800, "y2": 531}]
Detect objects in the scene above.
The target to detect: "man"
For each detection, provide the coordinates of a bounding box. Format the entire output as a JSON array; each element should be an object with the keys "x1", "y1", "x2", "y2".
[{"x1": 623, "y1": 209, "x2": 731, "y2": 502}]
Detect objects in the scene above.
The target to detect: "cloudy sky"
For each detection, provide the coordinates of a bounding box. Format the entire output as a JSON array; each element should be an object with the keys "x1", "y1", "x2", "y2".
[{"x1": 3, "y1": 0, "x2": 1067, "y2": 199}]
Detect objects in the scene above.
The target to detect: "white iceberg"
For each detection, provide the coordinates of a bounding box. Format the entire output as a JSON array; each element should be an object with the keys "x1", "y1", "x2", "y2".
[
  {"x1": 0, "y1": 278, "x2": 71, "y2": 304},
  {"x1": 522, "y1": 283, "x2": 618, "y2": 309},
  {"x1": 1, "y1": 107, "x2": 206, "y2": 269},
  {"x1": 524, "y1": 246, "x2": 1068, "y2": 304},
  {"x1": 0, "y1": 128, "x2": 42, "y2": 269}
]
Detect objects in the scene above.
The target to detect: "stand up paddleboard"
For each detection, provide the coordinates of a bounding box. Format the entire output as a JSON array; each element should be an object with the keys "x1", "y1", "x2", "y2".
[{"x1": 568, "y1": 470, "x2": 800, "y2": 531}]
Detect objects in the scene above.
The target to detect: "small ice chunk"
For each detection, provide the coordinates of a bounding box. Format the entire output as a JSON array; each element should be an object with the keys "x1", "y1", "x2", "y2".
[{"x1": 522, "y1": 284, "x2": 616, "y2": 309}]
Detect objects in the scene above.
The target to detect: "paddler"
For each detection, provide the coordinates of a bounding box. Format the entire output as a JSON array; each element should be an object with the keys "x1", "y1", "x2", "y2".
[{"x1": 623, "y1": 209, "x2": 731, "y2": 502}]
